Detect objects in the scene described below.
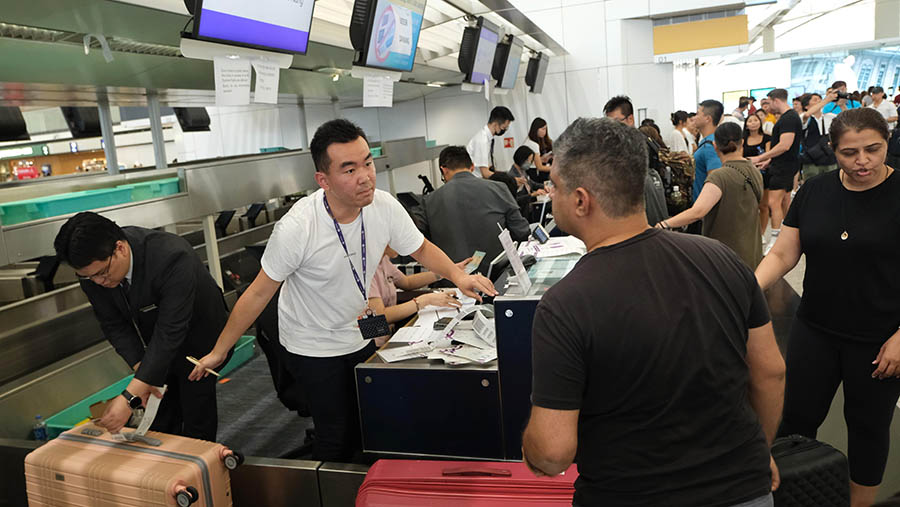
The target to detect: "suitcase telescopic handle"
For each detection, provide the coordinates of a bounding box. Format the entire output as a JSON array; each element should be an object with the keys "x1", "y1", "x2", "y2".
[{"x1": 442, "y1": 466, "x2": 512, "y2": 477}]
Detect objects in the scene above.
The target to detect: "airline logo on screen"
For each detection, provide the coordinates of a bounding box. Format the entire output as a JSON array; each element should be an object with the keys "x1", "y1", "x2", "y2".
[
  {"x1": 199, "y1": 0, "x2": 315, "y2": 53},
  {"x1": 366, "y1": 0, "x2": 426, "y2": 72}
]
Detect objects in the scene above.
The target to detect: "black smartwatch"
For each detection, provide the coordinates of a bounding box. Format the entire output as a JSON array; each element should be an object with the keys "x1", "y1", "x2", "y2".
[{"x1": 121, "y1": 389, "x2": 142, "y2": 409}]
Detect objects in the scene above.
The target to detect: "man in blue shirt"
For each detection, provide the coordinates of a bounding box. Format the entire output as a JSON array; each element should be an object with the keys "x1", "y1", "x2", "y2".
[
  {"x1": 692, "y1": 99, "x2": 723, "y2": 202},
  {"x1": 822, "y1": 80, "x2": 860, "y2": 115}
]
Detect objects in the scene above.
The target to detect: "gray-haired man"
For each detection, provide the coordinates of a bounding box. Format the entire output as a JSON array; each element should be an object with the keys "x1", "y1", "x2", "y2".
[{"x1": 521, "y1": 117, "x2": 786, "y2": 507}]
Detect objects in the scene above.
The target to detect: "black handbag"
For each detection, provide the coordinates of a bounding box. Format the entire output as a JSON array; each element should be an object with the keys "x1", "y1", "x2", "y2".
[{"x1": 772, "y1": 435, "x2": 850, "y2": 507}]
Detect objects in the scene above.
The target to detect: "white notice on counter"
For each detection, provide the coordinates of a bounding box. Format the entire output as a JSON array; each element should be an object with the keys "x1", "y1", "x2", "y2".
[
  {"x1": 498, "y1": 228, "x2": 532, "y2": 294},
  {"x1": 214, "y1": 56, "x2": 251, "y2": 106},
  {"x1": 251, "y1": 60, "x2": 280, "y2": 105},
  {"x1": 363, "y1": 76, "x2": 393, "y2": 108},
  {"x1": 483, "y1": 77, "x2": 490, "y2": 101}
]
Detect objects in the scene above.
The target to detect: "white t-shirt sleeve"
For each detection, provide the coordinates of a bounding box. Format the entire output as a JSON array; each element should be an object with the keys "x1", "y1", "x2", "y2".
[
  {"x1": 467, "y1": 132, "x2": 490, "y2": 169},
  {"x1": 666, "y1": 130, "x2": 688, "y2": 153},
  {"x1": 873, "y1": 102, "x2": 897, "y2": 120},
  {"x1": 260, "y1": 215, "x2": 307, "y2": 282},
  {"x1": 384, "y1": 194, "x2": 425, "y2": 256}
]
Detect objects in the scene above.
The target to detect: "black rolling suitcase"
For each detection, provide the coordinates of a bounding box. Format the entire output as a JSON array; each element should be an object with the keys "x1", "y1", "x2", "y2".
[{"x1": 772, "y1": 435, "x2": 850, "y2": 507}]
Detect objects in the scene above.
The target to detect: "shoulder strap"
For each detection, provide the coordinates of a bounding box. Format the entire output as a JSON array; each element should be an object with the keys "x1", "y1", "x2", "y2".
[{"x1": 725, "y1": 161, "x2": 762, "y2": 203}]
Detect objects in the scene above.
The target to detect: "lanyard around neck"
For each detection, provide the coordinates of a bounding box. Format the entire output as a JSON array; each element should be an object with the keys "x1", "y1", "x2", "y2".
[{"x1": 323, "y1": 194, "x2": 367, "y2": 302}]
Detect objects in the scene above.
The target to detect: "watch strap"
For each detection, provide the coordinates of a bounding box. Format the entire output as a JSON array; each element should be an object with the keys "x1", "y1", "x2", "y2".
[{"x1": 121, "y1": 389, "x2": 141, "y2": 408}]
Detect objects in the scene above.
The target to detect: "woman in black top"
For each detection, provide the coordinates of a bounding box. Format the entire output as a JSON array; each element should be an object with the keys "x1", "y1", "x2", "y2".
[
  {"x1": 744, "y1": 113, "x2": 772, "y2": 236},
  {"x1": 756, "y1": 108, "x2": 900, "y2": 507}
]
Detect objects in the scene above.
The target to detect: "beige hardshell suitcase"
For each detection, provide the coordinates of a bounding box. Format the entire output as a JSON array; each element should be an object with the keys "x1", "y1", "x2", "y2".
[{"x1": 24, "y1": 423, "x2": 242, "y2": 506}]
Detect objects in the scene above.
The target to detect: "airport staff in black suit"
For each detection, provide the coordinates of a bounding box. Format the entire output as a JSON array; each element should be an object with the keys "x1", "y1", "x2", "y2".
[
  {"x1": 422, "y1": 146, "x2": 530, "y2": 273},
  {"x1": 54, "y1": 211, "x2": 230, "y2": 440}
]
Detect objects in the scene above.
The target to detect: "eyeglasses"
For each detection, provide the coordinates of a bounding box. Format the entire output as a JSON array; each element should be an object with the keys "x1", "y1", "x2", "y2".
[{"x1": 77, "y1": 255, "x2": 114, "y2": 282}]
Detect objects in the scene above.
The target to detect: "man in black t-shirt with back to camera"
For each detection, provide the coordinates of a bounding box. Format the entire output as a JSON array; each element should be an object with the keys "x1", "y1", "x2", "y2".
[
  {"x1": 521, "y1": 117, "x2": 787, "y2": 507},
  {"x1": 749, "y1": 88, "x2": 804, "y2": 254}
]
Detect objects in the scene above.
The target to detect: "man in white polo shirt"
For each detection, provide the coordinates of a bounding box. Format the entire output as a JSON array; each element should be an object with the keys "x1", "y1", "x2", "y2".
[
  {"x1": 189, "y1": 119, "x2": 497, "y2": 461},
  {"x1": 466, "y1": 106, "x2": 515, "y2": 179}
]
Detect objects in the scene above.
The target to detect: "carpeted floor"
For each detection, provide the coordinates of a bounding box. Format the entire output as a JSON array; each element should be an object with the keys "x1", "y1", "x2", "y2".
[{"x1": 216, "y1": 350, "x2": 314, "y2": 459}]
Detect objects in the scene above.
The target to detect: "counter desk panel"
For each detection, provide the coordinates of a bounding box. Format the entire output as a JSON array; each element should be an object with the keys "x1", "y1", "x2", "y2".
[{"x1": 356, "y1": 346, "x2": 504, "y2": 460}]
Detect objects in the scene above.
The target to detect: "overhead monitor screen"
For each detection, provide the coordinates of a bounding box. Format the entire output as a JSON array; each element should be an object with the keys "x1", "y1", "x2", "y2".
[
  {"x1": 364, "y1": 0, "x2": 426, "y2": 72},
  {"x1": 195, "y1": 0, "x2": 315, "y2": 54},
  {"x1": 499, "y1": 39, "x2": 523, "y2": 89},
  {"x1": 529, "y1": 53, "x2": 549, "y2": 93},
  {"x1": 469, "y1": 26, "x2": 499, "y2": 85}
]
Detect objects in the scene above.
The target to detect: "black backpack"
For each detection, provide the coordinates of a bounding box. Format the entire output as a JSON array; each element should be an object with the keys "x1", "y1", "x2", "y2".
[{"x1": 801, "y1": 117, "x2": 836, "y2": 166}]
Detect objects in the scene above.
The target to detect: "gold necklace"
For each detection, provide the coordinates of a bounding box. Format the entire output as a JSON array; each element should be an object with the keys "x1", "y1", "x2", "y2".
[{"x1": 839, "y1": 166, "x2": 893, "y2": 240}]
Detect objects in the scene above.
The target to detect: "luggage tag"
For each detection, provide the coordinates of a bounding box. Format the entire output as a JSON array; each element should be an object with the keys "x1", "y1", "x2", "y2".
[{"x1": 358, "y1": 308, "x2": 390, "y2": 340}]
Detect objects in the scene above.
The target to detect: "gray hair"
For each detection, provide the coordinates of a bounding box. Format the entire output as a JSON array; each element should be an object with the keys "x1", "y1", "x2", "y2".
[{"x1": 554, "y1": 117, "x2": 647, "y2": 218}]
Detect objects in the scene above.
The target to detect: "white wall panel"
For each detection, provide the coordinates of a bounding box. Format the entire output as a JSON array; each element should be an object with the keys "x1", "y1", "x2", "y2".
[
  {"x1": 623, "y1": 20, "x2": 654, "y2": 65},
  {"x1": 342, "y1": 107, "x2": 382, "y2": 142},
  {"x1": 304, "y1": 103, "x2": 337, "y2": 139},
  {"x1": 561, "y1": 2, "x2": 607, "y2": 71},
  {"x1": 277, "y1": 106, "x2": 305, "y2": 149},
  {"x1": 424, "y1": 93, "x2": 489, "y2": 147},
  {"x1": 604, "y1": 0, "x2": 649, "y2": 20},
  {"x1": 565, "y1": 67, "x2": 609, "y2": 123},
  {"x1": 377, "y1": 98, "x2": 427, "y2": 141}
]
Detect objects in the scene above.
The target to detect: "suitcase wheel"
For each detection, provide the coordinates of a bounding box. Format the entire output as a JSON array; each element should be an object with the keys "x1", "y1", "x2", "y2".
[
  {"x1": 175, "y1": 486, "x2": 199, "y2": 507},
  {"x1": 224, "y1": 450, "x2": 245, "y2": 470}
]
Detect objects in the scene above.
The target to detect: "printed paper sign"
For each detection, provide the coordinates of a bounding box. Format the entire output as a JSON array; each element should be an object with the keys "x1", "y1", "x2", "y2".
[
  {"x1": 214, "y1": 56, "x2": 251, "y2": 106},
  {"x1": 251, "y1": 60, "x2": 279, "y2": 104},
  {"x1": 499, "y1": 228, "x2": 532, "y2": 294},
  {"x1": 364, "y1": 75, "x2": 394, "y2": 108}
]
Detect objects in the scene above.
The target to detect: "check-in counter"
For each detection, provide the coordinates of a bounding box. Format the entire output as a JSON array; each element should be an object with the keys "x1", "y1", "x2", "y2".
[{"x1": 355, "y1": 253, "x2": 583, "y2": 461}]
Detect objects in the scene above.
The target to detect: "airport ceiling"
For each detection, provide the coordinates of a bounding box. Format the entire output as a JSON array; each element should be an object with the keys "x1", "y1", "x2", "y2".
[{"x1": 0, "y1": 0, "x2": 565, "y2": 107}]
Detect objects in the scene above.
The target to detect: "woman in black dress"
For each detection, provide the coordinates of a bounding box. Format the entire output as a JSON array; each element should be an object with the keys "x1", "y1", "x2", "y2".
[
  {"x1": 756, "y1": 108, "x2": 900, "y2": 507},
  {"x1": 744, "y1": 113, "x2": 772, "y2": 236}
]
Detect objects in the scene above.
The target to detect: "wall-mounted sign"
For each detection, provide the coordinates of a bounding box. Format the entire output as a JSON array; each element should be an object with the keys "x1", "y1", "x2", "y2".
[{"x1": 0, "y1": 144, "x2": 50, "y2": 161}]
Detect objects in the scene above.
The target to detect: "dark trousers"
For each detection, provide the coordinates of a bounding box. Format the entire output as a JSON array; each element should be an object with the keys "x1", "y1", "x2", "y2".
[
  {"x1": 149, "y1": 357, "x2": 218, "y2": 442},
  {"x1": 778, "y1": 318, "x2": 900, "y2": 486},
  {"x1": 284, "y1": 341, "x2": 377, "y2": 462}
]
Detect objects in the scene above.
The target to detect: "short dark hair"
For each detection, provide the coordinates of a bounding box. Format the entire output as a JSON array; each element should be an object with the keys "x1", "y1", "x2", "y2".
[
  {"x1": 871, "y1": 85, "x2": 885, "y2": 95},
  {"x1": 671, "y1": 110, "x2": 689, "y2": 127},
  {"x1": 829, "y1": 108, "x2": 890, "y2": 149},
  {"x1": 603, "y1": 95, "x2": 634, "y2": 118},
  {"x1": 738, "y1": 97, "x2": 751, "y2": 108},
  {"x1": 488, "y1": 106, "x2": 515, "y2": 124},
  {"x1": 310, "y1": 119, "x2": 368, "y2": 173},
  {"x1": 831, "y1": 80, "x2": 847, "y2": 90},
  {"x1": 767, "y1": 88, "x2": 788, "y2": 101},
  {"x1": 439, "y1": 146, "x2": 473, "y2": 170},
  {"x1": 54, "y1": 212, "x2": 126, "y2": 269},
  {"x1": 699, "y1": 99, "x2": 724, "y2": 126},
  {"x1": 714, "y1": 122, "x2": 742, "y2": 155},
  {"x1": 800, "y1": 93, "x2": 821, "y2": 109},
  {"x1": 513, "y1": 145, "x2": 534, "y2": 167},
  {"x1": 554, "y1": 117, "x2": 647, "y2": 218},
  {"x1": 640, "y1": 118, "x2": 660, "y2": 135}
]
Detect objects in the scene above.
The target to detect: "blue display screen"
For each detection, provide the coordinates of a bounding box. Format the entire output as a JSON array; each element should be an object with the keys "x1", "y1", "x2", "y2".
[{"x1": 364, "y1": 0, "x2": 427, "y2": 72}]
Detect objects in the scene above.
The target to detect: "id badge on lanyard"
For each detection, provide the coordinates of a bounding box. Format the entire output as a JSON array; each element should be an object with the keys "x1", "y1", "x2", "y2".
[{"x1": 323, "y1": 195, "x2": 390, "y2": 341}]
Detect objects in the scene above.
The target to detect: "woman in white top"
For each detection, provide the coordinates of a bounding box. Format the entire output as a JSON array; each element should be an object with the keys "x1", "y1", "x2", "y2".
[
  {"x1": 868, "y1": 86, "x2": 898, "y2": 129},
  {"x1": 684, "y1": 112, "x2": 699, "y2": 153},
  {"x1": 522, "y1": 118, "x2": 553, "y2": 182},
  {"x1": 666, "y1": 111, "x2": 694, "y2": 154}
]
